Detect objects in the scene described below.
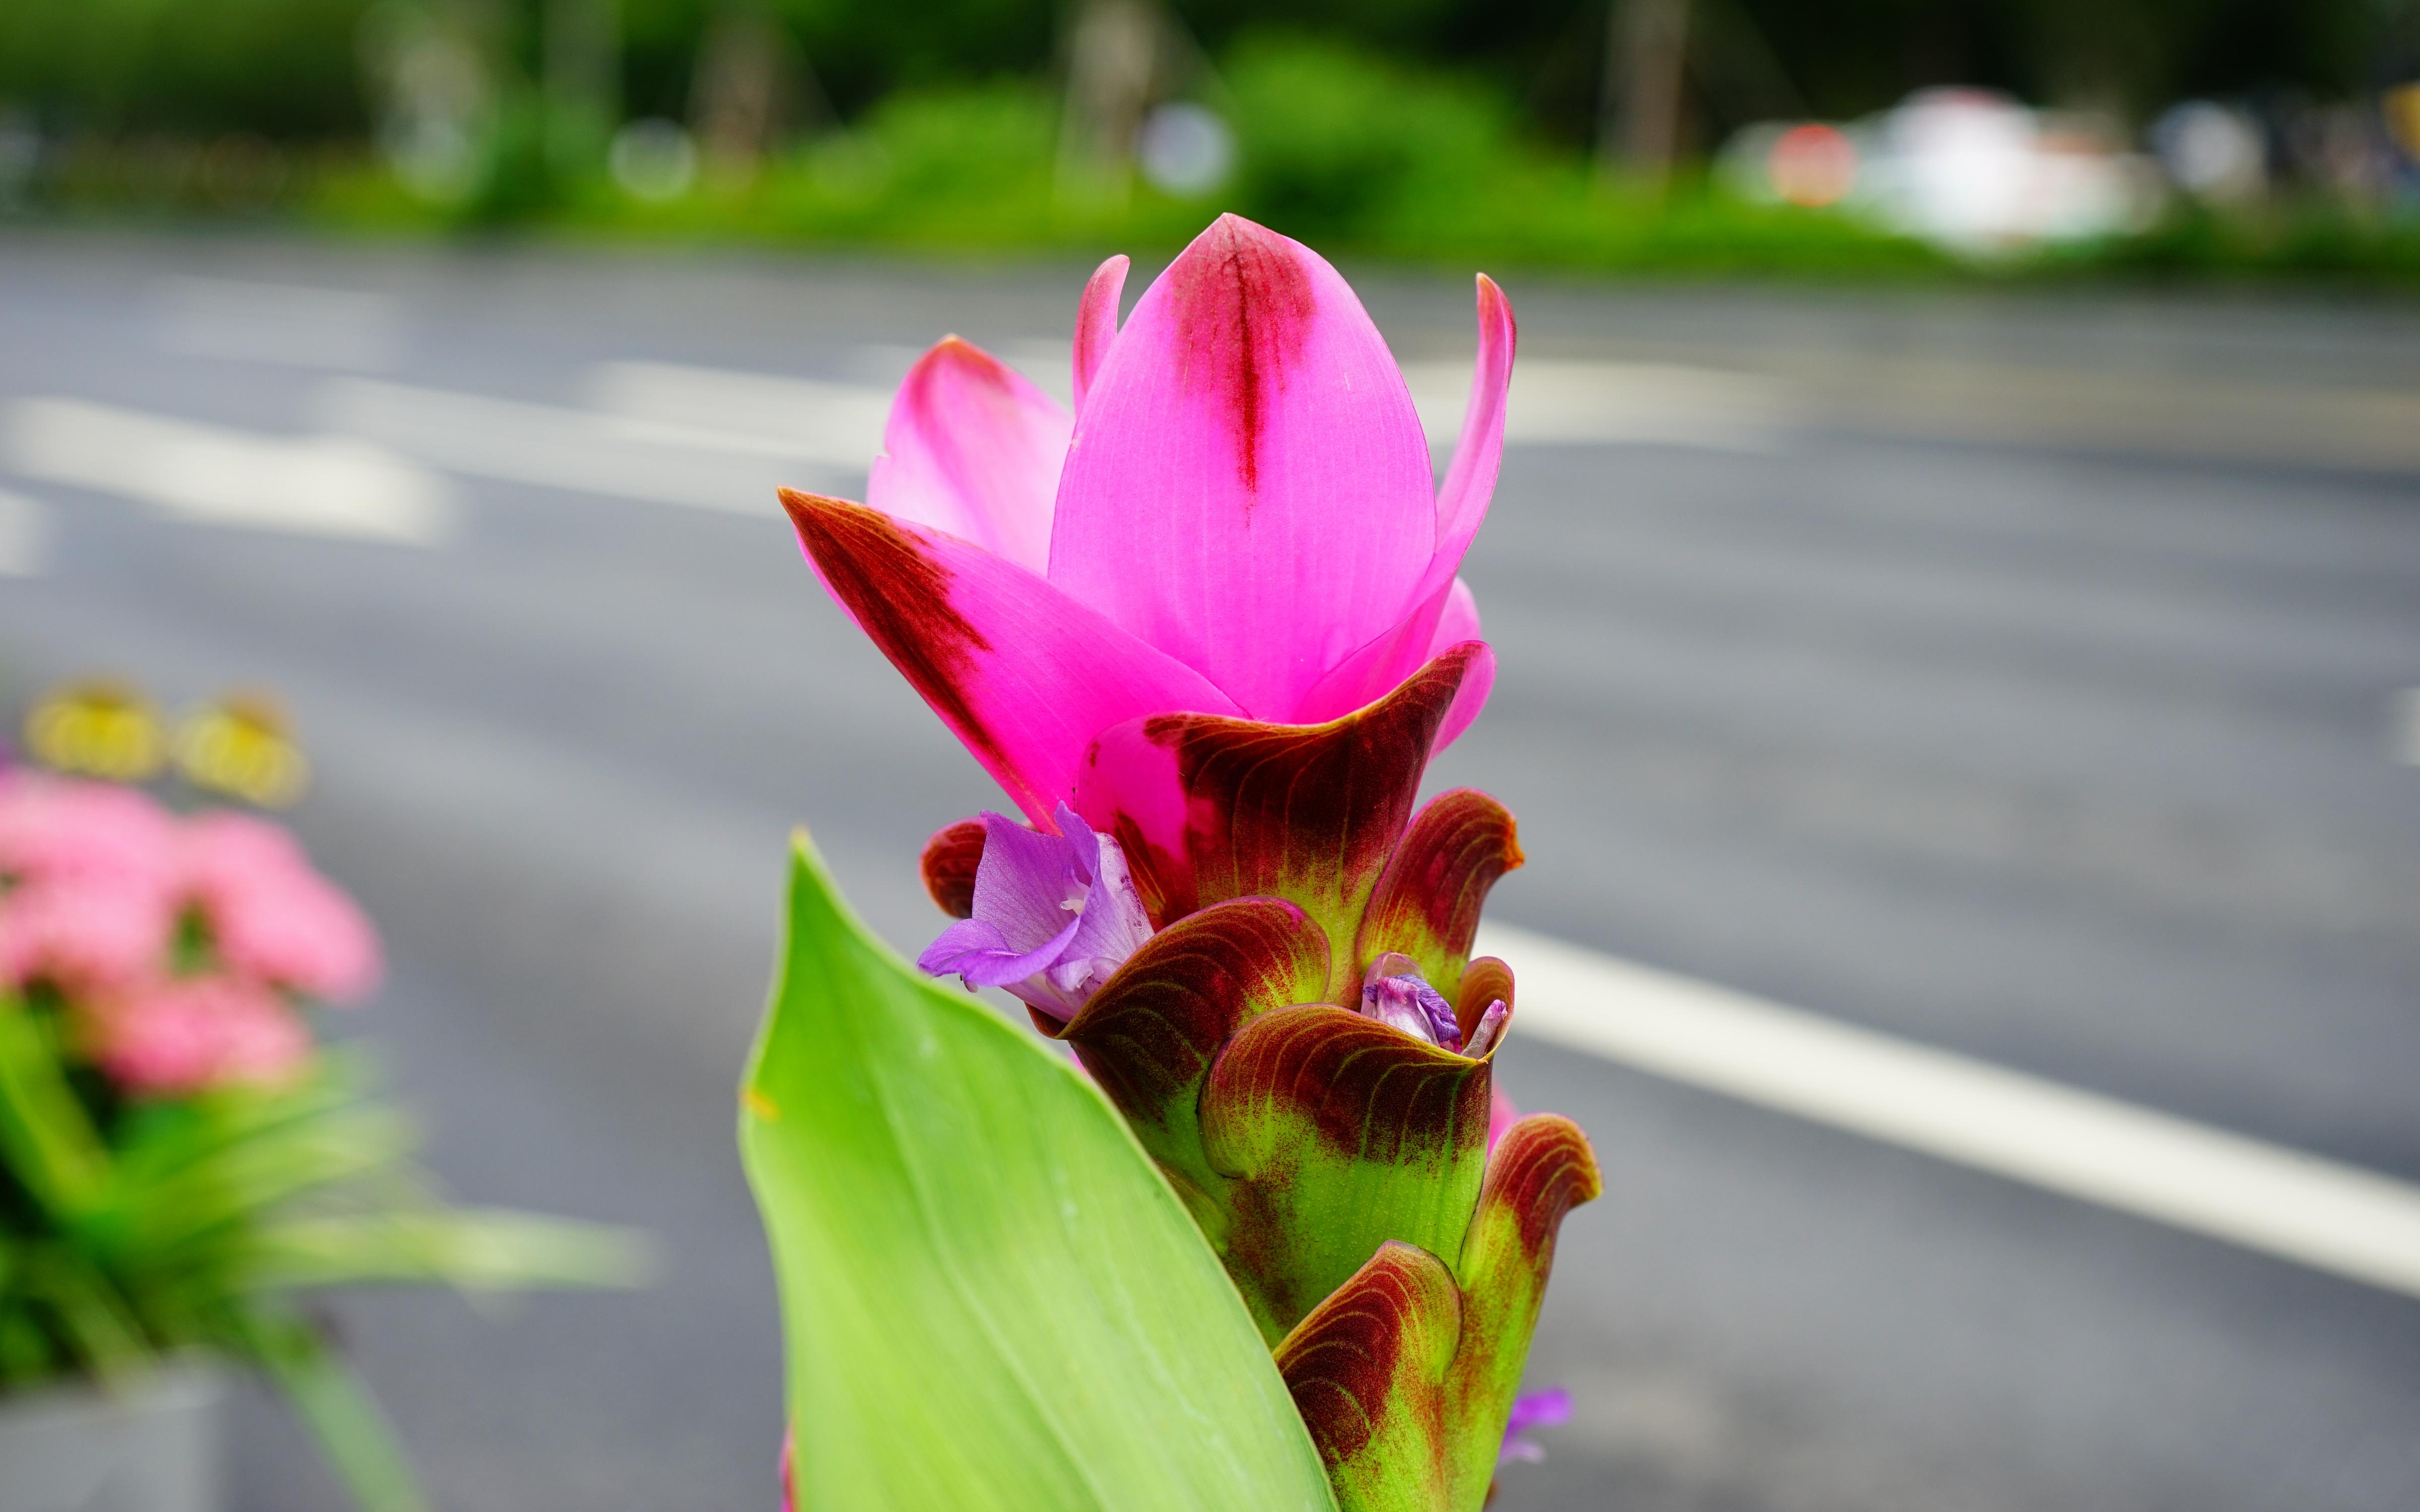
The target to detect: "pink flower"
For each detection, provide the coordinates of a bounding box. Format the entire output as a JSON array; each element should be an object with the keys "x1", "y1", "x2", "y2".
[
  {"x1": 86, "y1": 974, "x2": 313, "y2": 1095},
  {"x1": 183, "y1": 812, "x2": 382, "y2": 1005},
  {"x1": 0, "y1": 877, "x2": 178, "y2": 993},
  {"x1": 783, "y1": 213, "x2": 1515, "y2": 828},
  {"x1": 0, "y1": 770, "x2": 180, "y2": 889},
  {"x1": 0, "y1": 773, "x2": 182, "y2": 993}
]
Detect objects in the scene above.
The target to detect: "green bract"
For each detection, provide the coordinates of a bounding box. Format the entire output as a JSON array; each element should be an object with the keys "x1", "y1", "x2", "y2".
[{"x1": 741, "y1": 831, "x2": 1340, "y2": 1512}]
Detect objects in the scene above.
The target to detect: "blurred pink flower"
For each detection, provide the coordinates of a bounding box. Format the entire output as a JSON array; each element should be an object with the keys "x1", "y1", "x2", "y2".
[
  {"x1": 87, "y1": 974, "x2": 313, "y2": 1095},
  {"x1": 0, "y1": 771, "x2": 180, "y2": 888},
  {"x1": 183, "y1": 812, "x2": 382, "y2": 1004},
  {"x1": 0, "y1": 773, "x2": 182, "y2": 993},
  {"x1": 0, "y1": 776, "x2": 382, "y2": 1007},
  {"x1": 0, "y1": 877, "x2": 177, "y2": 993}
]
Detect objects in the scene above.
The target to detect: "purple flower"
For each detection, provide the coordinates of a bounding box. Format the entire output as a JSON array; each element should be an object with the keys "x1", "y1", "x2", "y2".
[
  {"x1": 1358, "y1": 951, "x2": 1508, "y2": 1058},
  {"x1": 917, "y1": 804, "x2": 1153, "y2": 1022},
  {"x1": 1498, "y1": 1386, "x2": 1572, "y2": 1466}
]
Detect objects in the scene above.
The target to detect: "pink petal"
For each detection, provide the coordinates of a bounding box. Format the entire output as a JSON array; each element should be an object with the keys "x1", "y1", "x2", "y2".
[
  {"x1": 1429, "y1": 589, "x2": 1493, "y2": 754},
  {"x1": 1290, "y1": 572, "x2": 1487, "y2": 728},
  {"x1": 865, "y1": 337, "x2": 1070, "y2": 575},
  {"x1": 185, "y1": 811, "x2": 382, "y2": 1004},
  {"x1": 1047, "y1": 214, "x2": 1437, "y2": 719},
  {"x1": 1326, "y1": 276, "x2": 1514, "y2": 711},
  {"x1": 0, "y1": 878, "x2": 176, "y2": 993},
  {"x1": 0, "y1": 772, "x2": 180, "y2": 888},
  {"x1": 88, "y1": 975, "x2": 312, "y2": 1096},
  {"x1": 1428, "y1": 274, "x2": 1518, "y2": 600},
  {"x1": 209, "y1": 869, "x2": 383, "y2": 1004},
  {"x1": 1072, "y1": 254, "x2": 1128, "y2": 414},
  {"x1": 784, "y1": 489, "x2": 1245, "y2": 827}
]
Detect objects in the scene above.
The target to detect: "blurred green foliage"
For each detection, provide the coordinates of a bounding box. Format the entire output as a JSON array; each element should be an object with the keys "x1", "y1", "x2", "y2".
[
  {"x1": 7, "y1": 3, "x2": 2419, "y2": 284},
  {"x1": 1220, "y1": 36, "x2": 1514, "y2": 243},
  {"x1": 0, "y1": 0, "x2": 372, "y2": 136},
  {"x1": 306, "y1": 43, "x2": 1960, "y2": 281},
  {"x1": 2, "y1": 0, "x2": 2403, "y2": 144}
]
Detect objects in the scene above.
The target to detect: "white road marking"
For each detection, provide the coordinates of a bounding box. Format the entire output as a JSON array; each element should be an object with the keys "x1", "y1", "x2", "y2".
[
  {"x1": 153, "y1": 276, "x2": 406, "y2": 371},
  {"x1": 584, "y1": 361, "x2": 891, "y2": 470},
  {"x1": 1482, "y1": 921, "x2": 2420, "y2": 1299},
  {"x1": 0, "y1": 486, "x2": 51, "y2": 575},
  {"x1": 318, "y1": 377, "x2": 862, "y2": 514},
  {"x1": 2, "y1": 399, "x2": 454, "y2": 546},
  {"x1": 1405, "y1": 359, "x2": 1801, "y2": 458}
]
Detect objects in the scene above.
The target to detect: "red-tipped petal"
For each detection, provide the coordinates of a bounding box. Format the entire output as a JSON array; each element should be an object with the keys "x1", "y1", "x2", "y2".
[
  {"x1": 1045, "y1": 895, "x2": 1330, "y2": 1192},
  {"x1": 919, "y1": 817, "x2": 986, "y2": 919},
  {"x1": 1073, "y1": 643, "x2": 1484, "y2": 988},
  {"x1": 784, "y1": 489, "x2": 1244, "y2": 826},
  {"x1": 1444, "y1": 1114, "x2": 1601, "y2": 1506},
  {"x1": 1201, "y1": 1004, "x2": 1495, "y2": 1337},
  {"x1": 866, "y1": 337, "x2": 1070, "y2": 576},
  {"x1": 1356, "y1": 789, "x2": 1524, "y2": 1013},
  {"x1": 1275, "y1": 1240, "x2": 1462, "y2": 1509}
]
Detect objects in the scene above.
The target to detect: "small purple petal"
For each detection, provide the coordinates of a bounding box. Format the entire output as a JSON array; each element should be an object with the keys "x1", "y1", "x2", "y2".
[
  {"x1": 919, "y1": 807, "x2": 1153, "y2": 1023},
  {"x1": 967, "y1": 811, "x2": 1086, "y2": 952},
  {"x1": 1359, "y1": 959, "x2": 1463, "y2": 1051},
  {"x1": 1055, "y1": 827, "x2": 1153, "y2": 982},
  {"x1": 920, "y1": 913, "x2": 1082, "y2": 991},
  {"x1": 917, "y1": 916, "x2": 1009, "y2": 976},
  {"x1": 1504, "y1": 1387, "x2": 1571, "y2": 1435},
  {"x1": 1054, "y1": 801, "x2": 1101, "y2": 889},
  {"x1": 1464, "y1": 998, "x2": 1509, "y2": 1058},
  {"x1": 1498, "y1": 1386, "x2": 1572, "y2": 1467}
]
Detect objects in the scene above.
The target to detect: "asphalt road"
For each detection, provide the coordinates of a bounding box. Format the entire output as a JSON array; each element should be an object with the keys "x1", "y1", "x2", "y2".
[{"x1": 3, "y1": 232, "x2": 2417, "y2": 1512}]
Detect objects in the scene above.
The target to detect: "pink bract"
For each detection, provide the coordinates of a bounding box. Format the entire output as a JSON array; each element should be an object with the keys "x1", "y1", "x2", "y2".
[
  {"x1": 784, "y1": 213, "x2": 1516, "y2": 828},
  {"x1": 87, "y1": 974, "x2": 313, "y2": 1096}
]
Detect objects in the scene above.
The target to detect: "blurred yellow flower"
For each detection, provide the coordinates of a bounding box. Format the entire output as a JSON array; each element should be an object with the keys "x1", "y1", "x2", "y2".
[
  {"x1": 174, "y1": 690, "x2": 311, "y2": 808},
  {"x1": 24, "y1": 678, "x2": 168, "y2": 782}
]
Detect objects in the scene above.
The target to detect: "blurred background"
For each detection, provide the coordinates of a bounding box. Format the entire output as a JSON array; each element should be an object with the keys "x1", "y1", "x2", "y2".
[
  {"x1": 4, "y1": 2, "x2": 2420, "y2": 1510},
  {"x1": 3, "y1": 0, "x2": 2420, "y2": 270}
]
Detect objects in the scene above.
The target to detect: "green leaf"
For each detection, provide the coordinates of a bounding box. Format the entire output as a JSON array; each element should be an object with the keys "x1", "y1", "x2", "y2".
[
  {"x1": 241, "y1": 1209, "x2": 652, "y2": 1291},
  {"x1": 742, "y1": 831, "x2": 1339, "y2": 1512},
  {"x1": 245, "y1": 1306, "x2": 432, "y2": 1512},
  {"x1": 0, "y1": 995, "x2": 110, "y2": 1219}
]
